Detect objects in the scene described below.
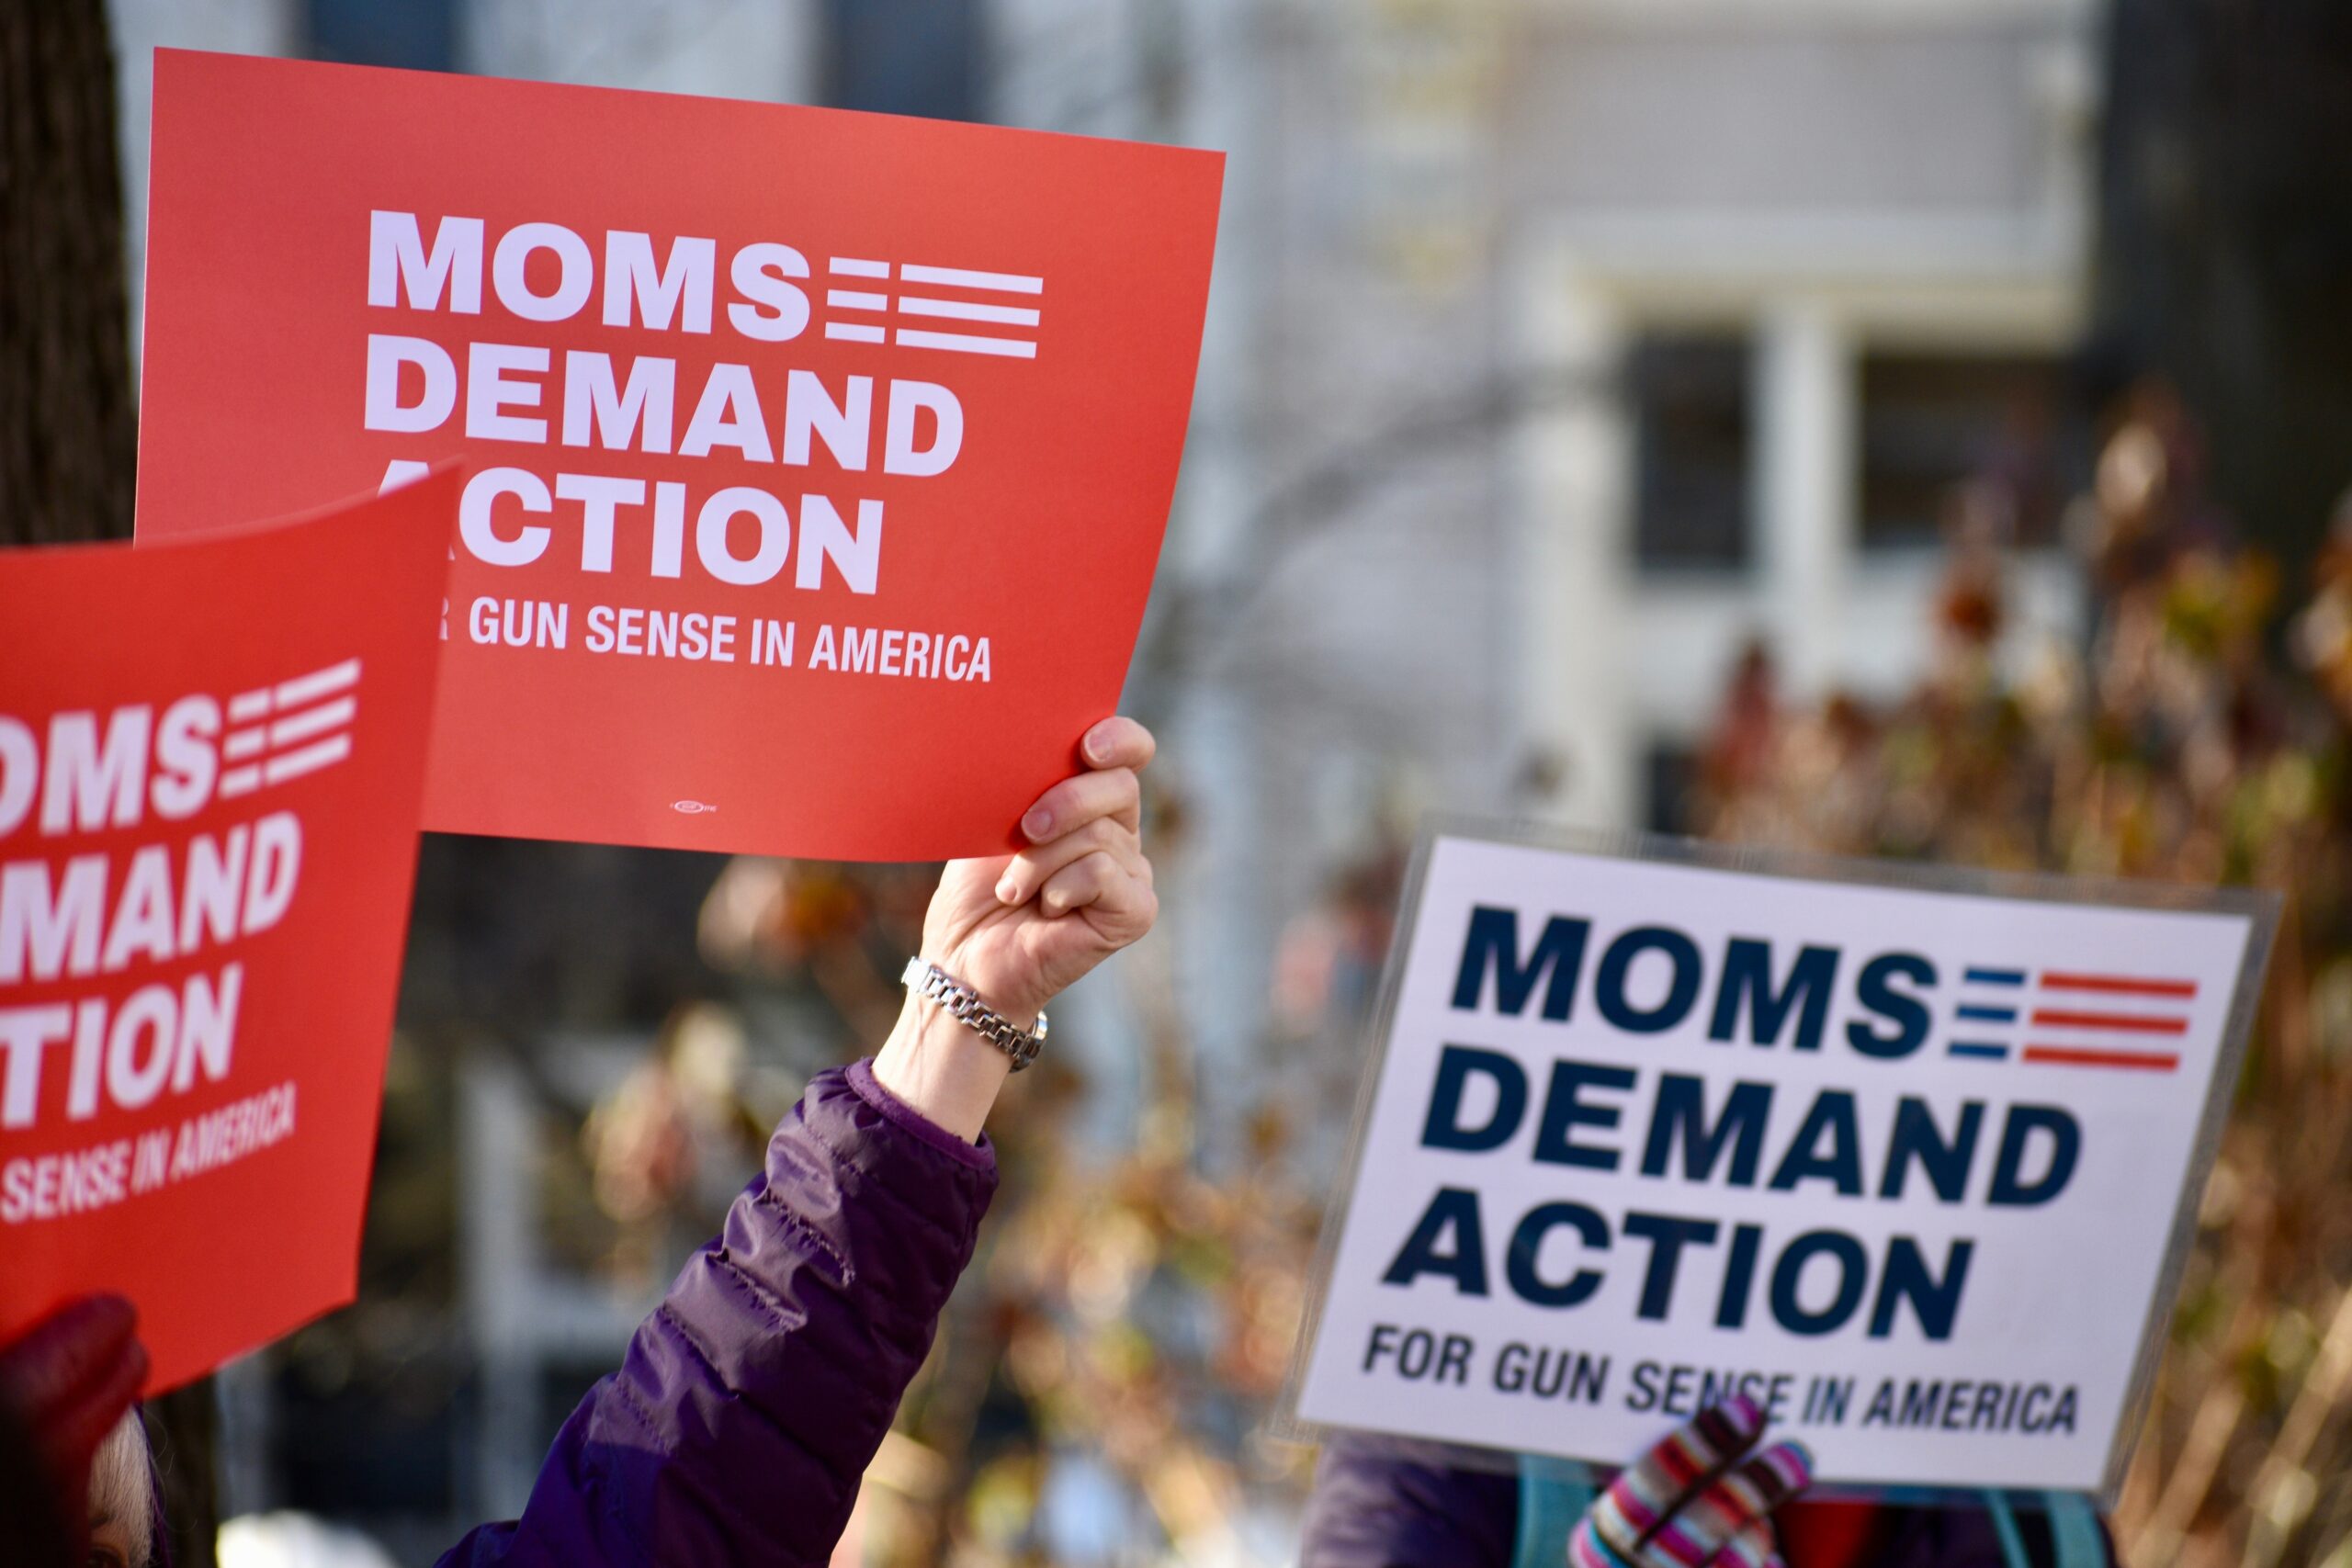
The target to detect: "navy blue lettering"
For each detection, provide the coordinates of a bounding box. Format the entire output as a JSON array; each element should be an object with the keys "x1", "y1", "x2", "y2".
[
  {"x1": 1623, "y1": 1212, "x2": 1720, "y2": 1320},
  {"x1": 1382, "y1": 1187, "x2": 1489, "y2": 1295},
  {"x1": 1846, "y1": 952, "x2": 1936, "y2": 1058},
  {"x1": 1715, "y1": 1223, "x2": 1763, "y2": 1328},
  {"x1": 1868, "y1": 1236, "x2": 1974, "y2": 1340},
  {"x1": 1770, "y1": 1230, "x2": 1870, "y2": 1336},
  {"x1": 1988, "y1": 1105, "x2": 2081, "y2": 1207},
  {"x1": 1768, "y1": 1090, "x2": 1864, "y2": 1195},
  {"x1": 1505, "y1": 1201, "x2": 1610, "y2": 1308},
  {"x1": 1595, "y1": 925, "x2": 1703, "y2": 1034},
  {"x1": 1420, "y1": 1044, "x2": 1529, "y2": 1152},
  {"x1": 1626, "y1": 1360, "x2": 1663, "y2": 1413},
  {"x1": 1878, "y1": 1098, "x2": 1984, "y2": 1201},
  {"x1": 1640, "y1": 1074, "x2": 1772, "y2": 1186},
  {"x1": 1452, "y1": 906, "x2": 1589, "y2": 1020},
  {"x1": 1709, "y1": 939, "x2": 1840, "y2": 1049},
  {"x1": 1532, "y1": 1060, "x2": 1635, "y2": 1170}
]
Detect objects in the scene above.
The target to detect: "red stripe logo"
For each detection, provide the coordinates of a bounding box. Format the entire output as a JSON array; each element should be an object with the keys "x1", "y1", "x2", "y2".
[
  {"x1": 2021, "y1": 1046, "x2": 2180, "y2": 1072},
  {"x1": 2038, "y1": 972, "x2": 2198, "y2": 998},
  {"x1": 2028, "y1": 1009, "x2": 2188, "y2": 1035},
  {"x1": 2012, "y1": 971, "x2": 2199, "y2": 1071}
]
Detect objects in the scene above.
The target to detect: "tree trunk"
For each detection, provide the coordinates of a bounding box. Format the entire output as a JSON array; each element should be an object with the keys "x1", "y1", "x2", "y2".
[
  {"x1": 2, "y1": 5, "x2": 219, "y2": 1567},
  {"x1": 2094, "y1": 0, "x2": 2352, "y2": 576},
  {"x1": 0, "y1": 0, "x2": 138, "y2": 545}
]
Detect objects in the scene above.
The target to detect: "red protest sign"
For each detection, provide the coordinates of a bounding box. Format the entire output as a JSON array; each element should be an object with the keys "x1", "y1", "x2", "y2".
[
  {"x1": 0, "y1": 477, "x2": 450, "y2": 1393},
  {"x1": 135, "y1": 50, "x2": 1223, "y2": 859}
]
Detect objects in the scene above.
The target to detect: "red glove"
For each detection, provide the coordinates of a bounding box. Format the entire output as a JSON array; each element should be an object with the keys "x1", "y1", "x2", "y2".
[{"x1": 0, "y1": 1296, "x2": 149, "y2": 1555}]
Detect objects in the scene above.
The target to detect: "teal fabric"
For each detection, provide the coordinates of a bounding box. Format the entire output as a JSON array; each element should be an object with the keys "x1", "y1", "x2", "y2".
[
  {"x1": 1516, "y1": 1467, "x2": 2105, "y2": 1568},
  {"x1": 1984, "y1": 1491, "x2": 2033, "y2": 1568},
  {"x1": 1986, "y1": 1490, "x2": 2108, "y2": 1568},
  {"x1": 1514, "y1": 1454, "x2": 1597, "y2": 1568},
  {"x1": 2045, "y1": 1493, "x2": 2106, "y2": 1568}
]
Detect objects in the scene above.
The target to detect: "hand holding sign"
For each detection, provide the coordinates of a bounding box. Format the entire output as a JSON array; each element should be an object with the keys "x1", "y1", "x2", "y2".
[
  {"x1": 876, "y1": 717, "x2": 1157, "y2": 1143},
  {"x1": 1572, "y1": 1396, "x2": 1812, "y2": 1568},
  {"x1": 932, "y1": 716, "x2": 1157, "y2": 1025}
]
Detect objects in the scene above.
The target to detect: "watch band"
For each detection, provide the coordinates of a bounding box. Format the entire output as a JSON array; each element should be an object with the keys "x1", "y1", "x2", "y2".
[{"x1": 899, "y1": 957, "x2": 1048, "y2": 1071}]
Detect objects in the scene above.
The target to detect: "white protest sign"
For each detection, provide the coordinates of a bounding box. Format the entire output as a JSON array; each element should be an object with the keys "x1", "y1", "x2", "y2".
[{"x1": 1286, "y1": 828, "x2": 2276, "y2": 1497}]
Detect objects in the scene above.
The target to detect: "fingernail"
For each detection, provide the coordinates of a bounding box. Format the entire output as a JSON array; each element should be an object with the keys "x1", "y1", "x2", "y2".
[
  {"x1": 1022, "y1": 807, "x2": 1052, "y2": 840},
  {"x1": 1722, "y1": 1393, "x2": 1765, "y2": 1438},
  {"x1": 1085, "y1": 729, "x2": 1112, "y2": 763},
  {"x1": 996, "y1": 877, "x2": 1020, "y2": 904}
]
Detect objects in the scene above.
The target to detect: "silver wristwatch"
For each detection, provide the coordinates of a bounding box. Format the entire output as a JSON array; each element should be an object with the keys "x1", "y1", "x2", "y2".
[{"x1": 900, "y1": 957, "x2": 1048, "y2": 1071}]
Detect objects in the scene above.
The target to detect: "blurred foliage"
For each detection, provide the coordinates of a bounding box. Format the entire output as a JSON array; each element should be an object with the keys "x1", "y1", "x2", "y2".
[{"x1": 1692, "y1": 380, "x2": 2352, "y2": 1568}]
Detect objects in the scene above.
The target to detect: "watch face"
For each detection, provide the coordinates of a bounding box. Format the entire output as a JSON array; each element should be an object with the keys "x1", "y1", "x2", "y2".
[{"x1": 1033, "y1": 1011, "x2": 1049, "y2": 1045}]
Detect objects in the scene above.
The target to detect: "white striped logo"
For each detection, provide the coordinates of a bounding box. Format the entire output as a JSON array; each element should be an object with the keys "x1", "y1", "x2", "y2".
[
  {"x1": 820, "y1": 255, "x2": 1043, "y2": 360},
  {"x1": 218, "y1": 658, "x2": 361, "y2": 799}
]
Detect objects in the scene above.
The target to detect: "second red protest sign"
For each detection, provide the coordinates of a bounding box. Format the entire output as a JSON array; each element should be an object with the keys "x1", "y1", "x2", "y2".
[
  {"x1": 0, "y1": 479, "x2": 452, "y2": 1392},
  {"x1": 136, "y1": 50, "x2": 1223, "y2": 859}
]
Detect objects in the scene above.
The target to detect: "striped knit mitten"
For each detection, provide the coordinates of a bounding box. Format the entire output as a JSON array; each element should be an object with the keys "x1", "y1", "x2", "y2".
[{"x1": 1567, "y1": 1395, "x2": 1813, "y2": 1568}]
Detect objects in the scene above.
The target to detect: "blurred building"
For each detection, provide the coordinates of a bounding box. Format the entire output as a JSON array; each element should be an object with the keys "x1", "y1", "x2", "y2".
[
  {"x1": 1063, "y1": 0, "x2": 2107, "y2": 1158},
  {"x1": 1502, "y1": 0, "x2": 2099, "y2": 828}
]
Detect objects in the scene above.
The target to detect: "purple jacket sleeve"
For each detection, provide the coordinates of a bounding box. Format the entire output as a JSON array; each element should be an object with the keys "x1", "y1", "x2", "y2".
[
  {"x1": 435, "y1": 1059, "x2": 996, "y2": 1568},
  {"x1": 1299, "y1": 1434, "x2": 1517, "y2": 1568}
]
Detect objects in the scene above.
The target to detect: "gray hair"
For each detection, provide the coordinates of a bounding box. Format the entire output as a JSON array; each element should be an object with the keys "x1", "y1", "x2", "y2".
[{"x1": 87, "y1": 1409, "x2": 154, "y2": 1567}]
